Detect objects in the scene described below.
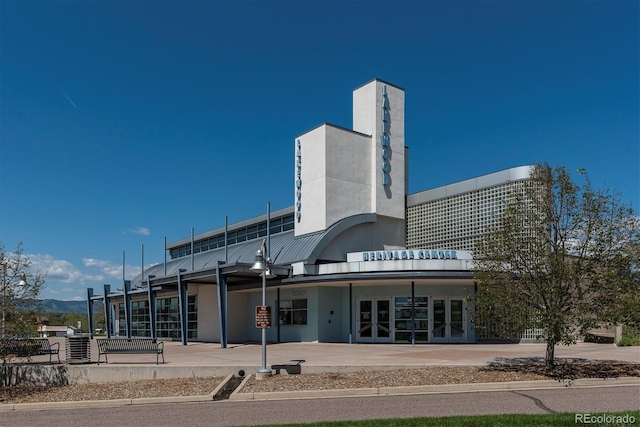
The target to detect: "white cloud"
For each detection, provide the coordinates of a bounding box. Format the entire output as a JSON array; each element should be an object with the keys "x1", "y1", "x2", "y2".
[
  {"x1": 127, "y1": 226, "x2": 150, "y2": 236},
  {"x1": 83, "y1": 259, "x2": 112, "y2": 269},
  {"x1": 29, "y1": 254, "x2": 103, "y2": 284},
  {"x1": 83, "y1": 258, "x2": 141, "y2": 280}
]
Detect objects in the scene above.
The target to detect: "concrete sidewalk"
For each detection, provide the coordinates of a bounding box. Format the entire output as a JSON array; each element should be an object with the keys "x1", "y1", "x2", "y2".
[
  {"x1": 37, "y1": 338, "x2": 640, "y2": 383},
  {"x1": 1, "y1": 339, "x2": 638, "y2": 412}
]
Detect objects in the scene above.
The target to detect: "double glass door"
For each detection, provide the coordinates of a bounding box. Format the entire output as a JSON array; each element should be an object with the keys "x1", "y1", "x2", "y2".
[
  {"x1": 357, "y1": 296, "x2": 466, "y2": 343},
  {"x1": 357, "y1": 298, "x2": 392, "y2": 343},
  {"x1": 431, "y1": 298, "x2": 466, "y2": 343}
]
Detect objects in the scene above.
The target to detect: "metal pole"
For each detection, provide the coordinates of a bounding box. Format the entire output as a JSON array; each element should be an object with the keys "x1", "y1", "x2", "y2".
[
  {"x1": 224, "y1": 216, "x2": 228, "y2": 264},
  {"x1": 177, "y1": 269, "x2": 188, "y2": 346},
  {"x1": 260, "y1": 270, "x2": 268, "y2": 373},
  {"x1": 266, "y1": 202, "x2": 270, "y2": 257},
  {"x1": 147, "y1": 275, "x2": 157, "y2": 340},
  {"x1": 87, "y1": 288, "x2": 94, "y2": 339},
  {"x1": 103, "y1": 284, "x2": 112, "y2": 339},
  {"x1": 253, "y1": 244, "x2": 271, "y2": 378}
]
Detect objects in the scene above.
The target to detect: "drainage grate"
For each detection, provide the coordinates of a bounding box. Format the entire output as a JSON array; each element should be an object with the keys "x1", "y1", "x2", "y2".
[{"x1": 213, "y1": 376, "x2": 243, "y2": 401}]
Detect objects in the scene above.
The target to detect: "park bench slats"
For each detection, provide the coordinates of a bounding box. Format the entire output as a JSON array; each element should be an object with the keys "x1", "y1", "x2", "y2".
[
  {"x1": 0, "y1": 338, "x2": 60, "y2": 364},
  {"x1": 96, "y1": 338, "x2": 164, "y2": 365}
]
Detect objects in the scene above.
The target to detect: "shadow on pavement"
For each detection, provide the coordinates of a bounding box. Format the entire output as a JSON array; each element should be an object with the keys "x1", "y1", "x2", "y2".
[{"x1": 483, "y1": 356, "x2": 640, "y2": 380}]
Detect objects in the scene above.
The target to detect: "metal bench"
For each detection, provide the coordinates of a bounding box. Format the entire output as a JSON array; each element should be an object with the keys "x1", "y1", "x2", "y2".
[
  {"x1": 271, "y1": 359, "x2": 305, "y2": 375},
  {"x1": 96, "y1": 338, "x2": 165, "y2": 365},
  {"x1": 34, "y1": 338, "x2": 61, "y2": 364},
  {"x1": 0, "y1": 338, "x2": 60, "y2": 364}
]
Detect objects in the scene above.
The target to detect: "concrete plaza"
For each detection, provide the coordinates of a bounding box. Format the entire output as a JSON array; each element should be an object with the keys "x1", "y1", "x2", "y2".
[{"x1": 34, "y1": 338, "x2": 640, "y2": 384}]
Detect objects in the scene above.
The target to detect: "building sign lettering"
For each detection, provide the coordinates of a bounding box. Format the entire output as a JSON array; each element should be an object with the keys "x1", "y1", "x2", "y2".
[
  {"x1": 361, "y1": 249, "x2": 458, "y2": 261},
  {"x1": 295, "y1": 139, "x2": 302, "y2": 222},
  {"x1": 381, "y1": 85, "x2": 391, "y2": 186}
]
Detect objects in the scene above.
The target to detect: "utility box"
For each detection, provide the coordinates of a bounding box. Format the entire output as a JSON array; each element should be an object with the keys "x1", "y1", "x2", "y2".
[{"x1": 65, "y1": 334, "x2": 91, "y2": 364}]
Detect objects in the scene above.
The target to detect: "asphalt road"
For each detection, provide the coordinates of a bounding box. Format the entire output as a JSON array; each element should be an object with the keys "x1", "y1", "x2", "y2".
[{"x1": 2, "y1": 385, "x2": 638, "y2": 427}]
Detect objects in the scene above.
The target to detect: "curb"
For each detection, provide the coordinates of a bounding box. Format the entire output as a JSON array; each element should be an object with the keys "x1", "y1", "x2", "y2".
[
  {"x1": 0, "y1": 374, "x2": 235, "y2": 412},
  {"x1": 229, "y1": 376, "x2": 640, "y2": 401},
  {"x1": 0, "y1": 377, "x2": 638, "y2": 411}
]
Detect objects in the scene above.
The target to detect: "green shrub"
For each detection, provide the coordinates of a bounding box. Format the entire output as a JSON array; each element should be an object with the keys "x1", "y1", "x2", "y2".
[{"x1": 619, "y1": 325, "x2": 640, "y2": 346}]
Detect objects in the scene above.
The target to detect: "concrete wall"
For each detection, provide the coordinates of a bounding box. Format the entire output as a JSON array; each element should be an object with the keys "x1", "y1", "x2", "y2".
[
  {"x1": 196, "y1": 285, "x2": 219, "y2": 342},
  {"x1": 325, "y1": 126, "x2": 372, "y2": 229},
  {"x1": 353, "y1": 80, "x2": 405, "y2": 220},
  {"x1": 294, "y1": 79, "x2": 406, "y2": 237},
  {"x1": 228, "y1": 292, "x2": 249, "y2": 343},
  {"x1": 295, "y1": 124, "x2": 372, "y2": 236},
  {"x1": 295, "y1": 125, "x2": 327, "y2": 236},
  {"x1": 316, "y1": 218, "x2": 406, "y2": 262}
]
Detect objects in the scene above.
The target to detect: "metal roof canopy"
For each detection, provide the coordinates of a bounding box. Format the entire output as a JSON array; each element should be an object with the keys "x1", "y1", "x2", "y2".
[{"x1": 89, "y1": 262, "x2": 292, "y2": 301}]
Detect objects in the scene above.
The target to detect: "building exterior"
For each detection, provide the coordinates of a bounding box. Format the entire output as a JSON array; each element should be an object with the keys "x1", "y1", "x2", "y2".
[
  {"x1": 87, "y1": 79, "x2": 534, "y2": 345},
  {"x1": 407, "y1": 167, "x2": 534, "y2": 253}
]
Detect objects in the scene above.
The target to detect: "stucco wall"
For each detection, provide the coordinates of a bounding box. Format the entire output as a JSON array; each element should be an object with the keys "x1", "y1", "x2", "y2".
[
  {"x1": 196, "y1": 285, "x2": 219, "y2": 342},
  {"x1": 353, "y1": 80, "x2": 405, "y2": 220}
]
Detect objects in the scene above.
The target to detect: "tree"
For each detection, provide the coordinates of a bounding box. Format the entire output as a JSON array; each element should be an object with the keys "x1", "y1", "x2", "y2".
[
  {"x1": 0, "y1": 242, "x2": 46, "y2": 341},
  {"x1": 473, "y1": 164, "x2": 640, "y2": 369}
]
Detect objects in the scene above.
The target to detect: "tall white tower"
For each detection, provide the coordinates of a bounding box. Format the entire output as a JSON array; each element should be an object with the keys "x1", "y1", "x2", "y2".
[
  {"x1": 353, "y1": 79, "x2": 406, "y2": 219},
  {"x1": 295, "y1": 79, "x2": 406, "y2": 237}
]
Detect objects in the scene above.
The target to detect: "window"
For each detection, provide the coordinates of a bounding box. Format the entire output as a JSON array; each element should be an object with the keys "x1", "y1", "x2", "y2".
[
  {"x1": 282, "y1": 214, "x2": 295, "y2": 231},
  {"x1": 156, "y1": 295, "x2": 198, "y2": 339},
  {"x1": 247, "y1": 225, "x2": 258, "y2": 240},
  {"x1": 269, "y1": 218, "x2": 282, "y2": 234},
  {"x1": 168, "y1": 213, "x2": 297, "y2": 259},
  {"x1": 394, "y1": 296, "x2": 428, "y2": 343},
  {"x1": 279, "y1": 299, "x2": 307, "y2": 325},
  {"x1": 118, "y1": 301, "x2": 151, "y2": 337}
]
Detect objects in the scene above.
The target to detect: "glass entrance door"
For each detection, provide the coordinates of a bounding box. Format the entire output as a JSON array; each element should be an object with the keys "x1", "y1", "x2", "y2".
[
  {"x1": 357, "y1": 298, "x2": 392, "y2": 343},
  {"x1": 432, "y1": 299, "x2": 447, "y2": 342},
  {"x1": 431, "y1": 298, "x2": 466, "y2": 343},
  {"x1": 449, "y1": 299, "x2": 465, "y2": 342}
]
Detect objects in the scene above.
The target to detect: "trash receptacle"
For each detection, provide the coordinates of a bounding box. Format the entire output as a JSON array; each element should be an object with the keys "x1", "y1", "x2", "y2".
[{"x1": 65, "y1": 334, "x2": 91, "y2": 364}]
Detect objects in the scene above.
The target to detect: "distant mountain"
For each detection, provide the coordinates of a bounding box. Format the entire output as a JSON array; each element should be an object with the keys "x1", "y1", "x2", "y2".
[{"x1": 36, "y1": 299, "x2": 89, "y2": 314}]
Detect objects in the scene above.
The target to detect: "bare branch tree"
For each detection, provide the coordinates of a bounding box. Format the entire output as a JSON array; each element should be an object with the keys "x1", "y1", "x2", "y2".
[{"x1": 1, "y1": 242, "x2": 46, "y2": 344}]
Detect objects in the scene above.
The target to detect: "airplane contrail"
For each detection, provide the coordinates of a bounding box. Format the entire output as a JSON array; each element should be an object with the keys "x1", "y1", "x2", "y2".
[{"x1": 57, "y1": 85, "x2": 77, "y2": 109}]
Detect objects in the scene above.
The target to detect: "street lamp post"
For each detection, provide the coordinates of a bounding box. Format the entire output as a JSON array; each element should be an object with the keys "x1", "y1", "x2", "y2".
[{"x1": 251, "y1": 241, "x2": 273, "y2": 379}]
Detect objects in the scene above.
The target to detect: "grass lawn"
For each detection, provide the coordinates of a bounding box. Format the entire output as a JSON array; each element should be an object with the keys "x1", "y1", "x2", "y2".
[{"x1": 265, "y1": 411, "x2": 640, "y2": 426}]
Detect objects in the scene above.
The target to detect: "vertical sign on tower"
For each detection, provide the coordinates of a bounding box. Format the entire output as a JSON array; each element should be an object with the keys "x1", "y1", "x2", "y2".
[
  {"x1": 381, "y1": 85, "x2": 391, "y2": 186},
  {"x1": 296, "y1": 139, "x2": 302, "y2": 221}
]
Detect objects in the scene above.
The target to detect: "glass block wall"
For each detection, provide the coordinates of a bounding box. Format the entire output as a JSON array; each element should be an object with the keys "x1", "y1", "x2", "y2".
[{"x1": 406, "y1": 180, "x2": 531, "y2": 253}]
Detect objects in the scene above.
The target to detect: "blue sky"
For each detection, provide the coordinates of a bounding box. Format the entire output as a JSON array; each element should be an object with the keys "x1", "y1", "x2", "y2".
[{"x1": 1, "y1": 1, "x2": 638, "y2": 301}]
